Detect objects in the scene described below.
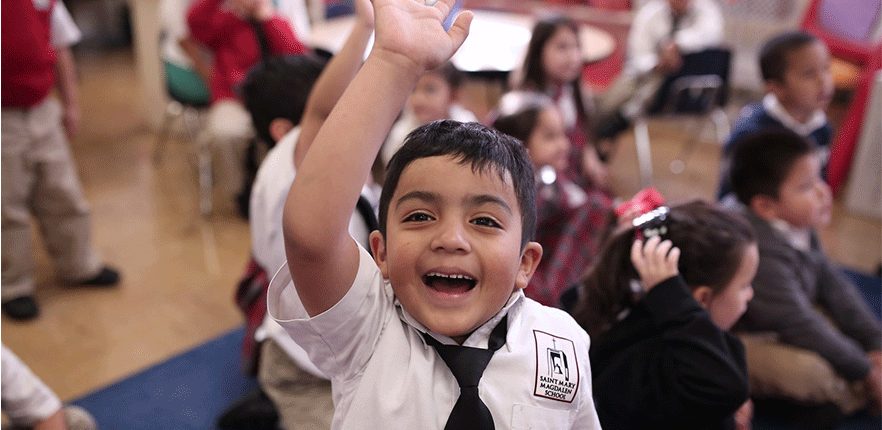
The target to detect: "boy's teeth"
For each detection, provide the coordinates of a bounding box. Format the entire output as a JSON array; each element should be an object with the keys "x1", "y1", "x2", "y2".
[{"x1": 427, "y1": 272, "x2": 473, "y2": 280}]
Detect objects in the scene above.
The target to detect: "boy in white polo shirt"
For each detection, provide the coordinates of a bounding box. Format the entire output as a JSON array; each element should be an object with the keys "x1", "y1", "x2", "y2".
[{"x1": 267, "y1": 0, "x2": 602, "y2": 428}]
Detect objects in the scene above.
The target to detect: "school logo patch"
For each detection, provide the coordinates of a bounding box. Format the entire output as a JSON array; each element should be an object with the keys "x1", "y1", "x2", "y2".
[{"x1": 533, "y1": 330, "x2": 579, "y2": 403}]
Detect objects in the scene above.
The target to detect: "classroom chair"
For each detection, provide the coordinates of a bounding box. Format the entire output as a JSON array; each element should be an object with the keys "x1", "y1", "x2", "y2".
[
  {"x1": 153, "y1": 58, "x2": 214, "y2": 216},
  {"x1": 632, "y1": 47, "x2": 732, "y2": 187}
]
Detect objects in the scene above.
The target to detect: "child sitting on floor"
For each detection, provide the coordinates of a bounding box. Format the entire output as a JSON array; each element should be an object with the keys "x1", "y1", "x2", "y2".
[
  {"x1": 570, "y1": 200, "x2": 756, "y2": 430},
  {"x1": 380, "y1": 61, "x2": 476, "y2": 167},
  {"x1": 728, "y1": 128, "x2": 881, "y2": 425},
  {"x1": 491, "y1": 91, "x2": 613, "y2": 307},
  {"x1": 267, "y1": 0, "x2": 601, "y2": 427},
  {"x1": 717, "y1": 31, "x2": 834, "y2": 200}
]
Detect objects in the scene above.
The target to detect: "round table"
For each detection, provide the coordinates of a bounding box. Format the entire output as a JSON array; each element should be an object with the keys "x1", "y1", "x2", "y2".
[{"x1": 306, "y1": 10, "x2": 616, "y2": 73}]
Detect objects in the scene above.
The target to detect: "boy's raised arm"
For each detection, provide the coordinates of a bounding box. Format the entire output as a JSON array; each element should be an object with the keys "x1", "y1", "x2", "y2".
[
  {"x1": 294, "y1": 0, "x2": 374, "y2": 168},
  {"x1": 283, "y1": 0, "x2": 472, "y2": 316}
]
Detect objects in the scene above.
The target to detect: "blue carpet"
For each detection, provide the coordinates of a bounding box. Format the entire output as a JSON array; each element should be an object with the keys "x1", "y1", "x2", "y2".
[{"x1": 71, "y1": 327, "x2": 257, "y2": 430}]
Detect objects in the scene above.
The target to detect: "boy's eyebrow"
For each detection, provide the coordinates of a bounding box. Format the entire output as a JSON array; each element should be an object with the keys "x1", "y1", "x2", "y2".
[
  {"x1": 395, "y1": 190, "x2": 439, "y2": 209},
  {"x1": 467, "y1": 194, "x2": 513, "y2": 215},
  {"x1": 394, "y1": 191, "x2": 513, "y2": 215}
]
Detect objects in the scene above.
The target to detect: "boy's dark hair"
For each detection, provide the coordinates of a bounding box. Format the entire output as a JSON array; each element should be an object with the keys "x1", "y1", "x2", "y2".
[
  {"x1": 572, "y1": 200, "x2": 756, "y2": 338},
  {"x1": 759, "y1": 31, "x2": 819, "y2": 82},
  {"x1": 239, "y1": 54, "x2": 327, "y2": 146},
  {"x1": 378, "y1": 120, "x2": 537, "y2": 248},
  {"x1": 428, "y1": 61, "x2": 464, "y2": 90},
  {"x1": 729, "y1": 128, "x2": 817, "y2": 205}
]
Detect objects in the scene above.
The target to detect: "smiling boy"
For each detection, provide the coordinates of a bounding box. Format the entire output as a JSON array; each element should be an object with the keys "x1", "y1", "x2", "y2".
[{"x1": 266, "y1": 0, "x2": 601, "y2": 428}]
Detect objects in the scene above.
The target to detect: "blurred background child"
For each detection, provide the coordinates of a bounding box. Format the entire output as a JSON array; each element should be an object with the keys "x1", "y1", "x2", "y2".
[
  {"x1": 492, "y1": 90, "x2": 613, "y2": 307},
  {"x1": 718, "y1": 31, "x2": 834, "y2": 200},
  {"x1": 727, "y1": 129, "x2": 881, "y2": 427},
  {"x1": 515, "y1": 16, "x2": 609, "y2": 191},
  {"x1": 186, "y1": 0, "x2": 308, "y2": 206},
  {"x1": 570, "y1": 201, "x2": 756, "y2": 430},
  {"x1": 380, "y1": 62, "x2": 477, "y2": 167}
]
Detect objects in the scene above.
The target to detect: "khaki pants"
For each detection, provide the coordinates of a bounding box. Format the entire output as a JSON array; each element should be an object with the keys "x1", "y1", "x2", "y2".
[
  {"x1": 205, "y1": 100, "x2": 254, "y2": 199},
  {"x1": 1, "y1": 98, "x2": 101, "y2": 301},
  {"x1": 739, "y1": 333, "x2": 869, "y2": 414},
  {"x1": 257, "y1": 339, "x2": 334, "y2": 430},
  {"x1": 594, "y1": 70, "x2": 667, "y2": 125}
]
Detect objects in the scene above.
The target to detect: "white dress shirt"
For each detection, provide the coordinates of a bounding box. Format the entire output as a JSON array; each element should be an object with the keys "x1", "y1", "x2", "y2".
[{"x1": 268, "y1": 244, "x2": 602, "y2": 430}]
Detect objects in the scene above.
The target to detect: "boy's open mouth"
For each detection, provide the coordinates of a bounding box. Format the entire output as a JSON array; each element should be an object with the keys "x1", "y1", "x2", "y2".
[{"x1": 423, "y1": 272, "x2": 477, "y2": 294}]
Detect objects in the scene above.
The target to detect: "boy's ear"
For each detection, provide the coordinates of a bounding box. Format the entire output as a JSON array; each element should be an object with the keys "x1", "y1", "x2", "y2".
[
  {"x1": 765, "y1": 79, "x2": 787, "y2": 102},
  {"x1": 269, "y1": 118, "x2": 295, "y2": 143},
  {"x1": 749, "y1": 194, "x2": 779, "y2": 222},
  {"x1": 514, "y1": 242, "x2": 543, "y2": 291},
  {"x1": 370, "y1": 230, "x2": 390, "y2": 279},
  {"x1": 692, "y1": 285, "x2": 714, "y2": 309}
]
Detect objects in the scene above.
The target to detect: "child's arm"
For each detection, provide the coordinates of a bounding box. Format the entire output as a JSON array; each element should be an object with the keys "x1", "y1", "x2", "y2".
[
  {"x1": 283, "y1": 0, "x2": 472, "y2": 316},
  {"x1": 187, "y1": 0, "x2": 226, "y2": 47},
  {"x1": 54, "y1": 47, "x2": 80, "y2": 138},
  {"x1": 249, "y1": 0, "x2": 308, "y2": 55},
  {"x1": 293, "y1": 0, "x2": 374, "y2": 168}
]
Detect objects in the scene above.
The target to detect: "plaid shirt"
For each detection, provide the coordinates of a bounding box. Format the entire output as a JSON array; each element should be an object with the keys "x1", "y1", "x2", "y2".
[{"x1": 526, "y1": 178, "x2": 613, "y2": 307}]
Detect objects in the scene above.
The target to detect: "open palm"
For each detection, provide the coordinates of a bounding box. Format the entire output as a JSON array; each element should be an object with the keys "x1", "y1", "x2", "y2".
[{"x1": 372, "y1": 0, "x2": 472, "y2": 72}]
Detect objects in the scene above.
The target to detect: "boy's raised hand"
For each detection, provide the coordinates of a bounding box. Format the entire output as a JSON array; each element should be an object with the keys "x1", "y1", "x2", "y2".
[
  {"x1": 631, "y1": 235, "x2": 680, "y2": 292},
  {"x1": 371, "y1": 0, "x2": 473, "y2": 74},
  {"x1": 354, "y1": 0, "x2": 374, "y2": 29}
]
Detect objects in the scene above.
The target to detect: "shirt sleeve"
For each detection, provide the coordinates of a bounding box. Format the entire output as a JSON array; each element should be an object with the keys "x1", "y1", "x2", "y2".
[
  {"x1": 626, "y1": 3, "x2": 663, "y2": 75},
  {"x1": 746, "y1": 246, "x2": 872, "y2": 381},
  {"x1": 160, "y1": 0, "x2": 191, "y2": 41},
  {"x1": 1, "y1": 345, "x2": 63, "y2": 426},
  {"x1": 259, "y1": 16, "x2": 308, "y2": 55},
  {"x1": 814, "y1": 251, "x2": 882, "y2": 352},
  {"x1": 267, "y1": 244, "x2": 394, "y2": 381},
  {"x1": 50, "y1": 1, "x2": 82, "y2": 48},
  {"x1": 673, "y1": 0, "x2": 724, "y2": 54}
]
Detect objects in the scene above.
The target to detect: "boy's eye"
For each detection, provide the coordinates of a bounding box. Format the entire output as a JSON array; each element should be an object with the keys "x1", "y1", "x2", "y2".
[
  {"x1": 472, "y1": 217, "x2": 501, "y2": 228},
  {"x1": 403, "y1": 212, "x2": 433, "y2": 222}
]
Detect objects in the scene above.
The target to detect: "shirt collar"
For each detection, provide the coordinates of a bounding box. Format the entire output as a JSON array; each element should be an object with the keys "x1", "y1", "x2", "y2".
[
  {"x1": 763, "y1": 93, "x2": 828, "y2": 136},
  {"x1": 398, "y1": 288, "x2": 523, "y2": 349},
  {"x1": 769, "y1": 218, "x2": 812, "y2": 252}
]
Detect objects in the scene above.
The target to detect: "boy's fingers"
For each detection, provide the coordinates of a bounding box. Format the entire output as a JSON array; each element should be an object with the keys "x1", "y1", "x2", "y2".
[{"x1": 446, "y1": 10, "x2": 473, "y2": 50}]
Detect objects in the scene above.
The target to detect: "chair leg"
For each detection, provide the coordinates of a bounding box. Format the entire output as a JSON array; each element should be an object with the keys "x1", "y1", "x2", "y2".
[
  {"x1": 197, "y1": 133, "x2": 213, "y2": 217},
  {"x1": 181, "y1": 106, "x2": 213, "y2": 217},
  {"x1": 670, "y1": 116, "x2": 708, "y2": 174},
  {"x1": 633, "y1": 118, "x2": 653, "y2": 188},
  {"x1": 710, "y1": 108, "x2": 730, "y2": 145},
  {"x1": 153, "y1": 101, "x2": 183, "y2": 164}
]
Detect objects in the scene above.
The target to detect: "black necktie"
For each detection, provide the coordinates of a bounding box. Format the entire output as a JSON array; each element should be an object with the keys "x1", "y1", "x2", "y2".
[{"x1": 423, "y1": 315, "x2": 508, "y2": 430}]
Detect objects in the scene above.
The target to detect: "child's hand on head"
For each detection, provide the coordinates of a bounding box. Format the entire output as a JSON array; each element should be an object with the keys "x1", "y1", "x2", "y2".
[
  {"x1": 372, "y1": 0, "x2": 472, "y2": 74},
  {"x1": 631, "y1": 235, "x2": 680, "y2": 292}
]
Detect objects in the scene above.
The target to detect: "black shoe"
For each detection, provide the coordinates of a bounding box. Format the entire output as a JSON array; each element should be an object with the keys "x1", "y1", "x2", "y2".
[
  {"x1": 74, "y1": 266, "x2": 121, "y2": 286},
  {"x1": 2, "y1": 296, "x2": 39, "y2": 321},
  {"x1": 217, "y1": 388, "x2": 279, "y2": 430}
]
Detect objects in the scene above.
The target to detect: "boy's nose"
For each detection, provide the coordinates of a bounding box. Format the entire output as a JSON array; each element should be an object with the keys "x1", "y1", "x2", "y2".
[{"x1": 430, "y1": 219, "x2": 471, "y2": 253}]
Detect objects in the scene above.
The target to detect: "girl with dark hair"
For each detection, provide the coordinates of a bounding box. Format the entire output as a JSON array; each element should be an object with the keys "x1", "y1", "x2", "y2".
[
  {"x1": 492, "y1": 91, "x2": 613, "y2": 308},
  {"x1": 516, "y1": 16, "x2": 608, "y2": 191},
  {"x1": 571, "y1": 200, "x2": 758, "y2": 430}
]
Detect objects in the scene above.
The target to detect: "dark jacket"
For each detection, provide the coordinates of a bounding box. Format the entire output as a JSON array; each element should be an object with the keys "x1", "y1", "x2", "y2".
[{"x1": 590, "y1": 276, "x2": 749, "y2": 430}]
